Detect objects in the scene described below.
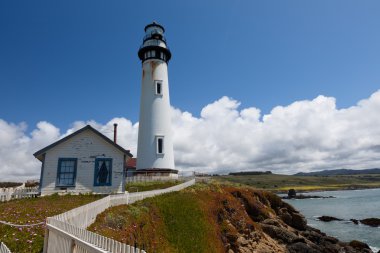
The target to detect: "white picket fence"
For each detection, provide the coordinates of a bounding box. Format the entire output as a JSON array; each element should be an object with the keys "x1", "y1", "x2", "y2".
[
  {"x1": 0, "y1": 187, "x2": 39, "y2": 202},
  {"x1": 0, "y1": 242, "x2": 11, "y2": 253},
  {"x1": 125, "y1": 176, "x2": 181, "y2": 184},
  {"x1": 44, "y1": 179, "x2": 196, "y2": 253}
]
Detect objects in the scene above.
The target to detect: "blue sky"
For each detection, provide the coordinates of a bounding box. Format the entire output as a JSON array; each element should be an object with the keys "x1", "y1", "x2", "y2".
[
  {"x1": 1, "y1": 1, "x2": 380, "y2": 179},
  {"x1": 1, "y1": 0, "x2": 379, "y2": 129}
]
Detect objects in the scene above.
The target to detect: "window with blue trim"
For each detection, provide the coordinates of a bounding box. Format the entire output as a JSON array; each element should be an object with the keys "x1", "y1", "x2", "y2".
[
  {"x1": 56, "y1": 158, "x2": 77, "y2": 187},
  {"x1": 94, "y1": 158, "x2": 112, "y2": 186}
]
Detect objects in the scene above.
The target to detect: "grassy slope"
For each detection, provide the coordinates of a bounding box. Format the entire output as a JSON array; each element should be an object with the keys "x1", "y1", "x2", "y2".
[
  {"x1": 89, "y1": 183, "x2": 225, "y2": 253},
  {"x1": 0, "y1": 194, "x2": 101, "y2": 253},
  {"x1": 89, "y1": 182, "x2": 289, "y2": 253},
  {"x1": 218, "y1": 174, "x2": 380, "y2": 192}
]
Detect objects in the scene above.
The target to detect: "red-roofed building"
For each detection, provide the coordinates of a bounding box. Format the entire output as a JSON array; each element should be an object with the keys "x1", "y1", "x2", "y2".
[{"x1": 125, "y1": 158, "x2": 137, "y2": 178}]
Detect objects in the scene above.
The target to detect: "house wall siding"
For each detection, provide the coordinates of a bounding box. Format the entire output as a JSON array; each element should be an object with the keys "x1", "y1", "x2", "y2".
[{"x1": 40, "y1": 130, "x2": 125, "y2": 196}]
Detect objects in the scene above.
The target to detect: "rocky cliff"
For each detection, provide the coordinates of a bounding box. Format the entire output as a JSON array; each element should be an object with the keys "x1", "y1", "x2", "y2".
[{"x1": 217, "y1": 186, "x2": 373, "y2": 253}]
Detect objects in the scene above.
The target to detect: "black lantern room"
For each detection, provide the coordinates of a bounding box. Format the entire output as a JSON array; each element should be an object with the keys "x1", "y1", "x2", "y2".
[{"x1": 138, "y1": 22, "x2": 172, "y2": 63}]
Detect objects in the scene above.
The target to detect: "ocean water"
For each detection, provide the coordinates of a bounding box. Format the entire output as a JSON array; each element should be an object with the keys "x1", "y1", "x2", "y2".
[{"x1": 283, "y1": 188, "x2": 380, "y2": 252}]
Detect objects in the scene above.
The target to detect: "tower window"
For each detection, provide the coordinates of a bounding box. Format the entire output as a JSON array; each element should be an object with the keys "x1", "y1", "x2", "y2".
[
  {"x1": 155, "y1": 80, "x2": 163, "y2": 95},
  {"x1": 156, "y1": 136, "x2": 164, "y2": 154}
]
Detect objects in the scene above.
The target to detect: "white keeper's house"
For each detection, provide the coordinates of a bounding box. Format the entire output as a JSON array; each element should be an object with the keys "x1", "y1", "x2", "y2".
[{"x1": 34, "y1": 125, "x2": 133, "y2": 196}]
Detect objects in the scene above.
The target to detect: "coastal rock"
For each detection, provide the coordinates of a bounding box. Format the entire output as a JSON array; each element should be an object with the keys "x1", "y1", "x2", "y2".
[
  {"x1": 288, "y1": 189, "x2": 297, "y2": 199},
  {"x1": 283, "y1": 194, "x2": 335, "y2": 199},
  {"x1": 291, "y1": 212, "x2": 307, "y2": 230},
  {"x1": 349, "y1": 240, "x2": 372, "y2": 252},
  {"x1": 217, "y1": 187, "x2": 374, "y2": 253},
  {"x1": 279, "y1": 208, "x2": 293, "y2": 225},
  {"x1": 324, "y1": 235, "x2": 339, "y2": 244},
  {"x1": 318, "y1": 216, "x2": 343, "y2": 222},
  {"x1": 261, "y1": 224, "x2": 299, "y2": 243},
  {"x1": 278, "y1": 207, "x2": 307, "y2": 230},
  {"x1": 286, "y1": 242, "x2": 320, "y2": 253},
  {"x1": 262, "y1": 218, "x2": 281, "y2": 227},
  {"x1": 360, "y1": 218, "x2": 380, "y2": 227},
  {"x1": 350, "y1": 219, "x2": 359, "y2": 225},
  {"x1": 300, "y1": 230, "x2": 323, "y2": 243},
  {"x1": 236, "y1": 236, "x2": 249, "y2": 246}
]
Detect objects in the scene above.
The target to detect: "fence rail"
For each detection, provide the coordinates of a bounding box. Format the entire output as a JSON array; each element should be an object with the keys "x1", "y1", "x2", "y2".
[
  {"x1": 0, "y1": 242, "x2": 11, "y2": 253},
  {"x1": 125, "y1": 176, "x2": 180, "y2": 183},
  {"x1": 44, "y1": 178, "x2": 196, "y2": 253},
  {"x1": 125, "y1": 175, "x2": 196, "y2": 184},
  {"x1": 0, "y1": 187, "x2": 39, "y2": 202}
]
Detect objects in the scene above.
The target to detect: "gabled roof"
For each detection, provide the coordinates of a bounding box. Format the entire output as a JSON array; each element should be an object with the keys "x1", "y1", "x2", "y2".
[{"x1": 33, "y1": 125, "x2": 133, "y2": 161}]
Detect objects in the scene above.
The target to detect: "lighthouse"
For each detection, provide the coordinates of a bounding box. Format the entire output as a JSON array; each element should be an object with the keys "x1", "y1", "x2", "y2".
[{"x1": 136, "y1": 22, "x2": 177, "y2": 178}]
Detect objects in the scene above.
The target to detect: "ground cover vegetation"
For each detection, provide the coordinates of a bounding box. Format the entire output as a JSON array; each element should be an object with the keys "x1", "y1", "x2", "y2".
[
  {"x1": 0, "y1": 194, "x2": 101, "y2": 253},
  {"x1": 125, "y1": 180, "x2": 181, "y2": 192},
  {"x1": 89, "y1": 182, "x2": 373, "y2": 253},
  {"x1": 0, "y1": 182, "x2": 23, "y2": 188},
  {"x1": 89, "y1": 183, "x2": 222, "y2": 253},
  {"x1": 218, "y1": 173, "x2": 380, "y2": 192}
]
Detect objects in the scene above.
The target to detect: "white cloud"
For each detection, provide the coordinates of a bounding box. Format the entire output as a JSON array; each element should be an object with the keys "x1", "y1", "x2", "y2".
[
  {"x1": 1, "y1": 90, "x2": 380, "y2": 181},
  {"x1": 171, "y1": 91, "x2": 380, "y2": 174},
  {"x1": 0, "y1": 120, "x2": 60, "y2": 181}
]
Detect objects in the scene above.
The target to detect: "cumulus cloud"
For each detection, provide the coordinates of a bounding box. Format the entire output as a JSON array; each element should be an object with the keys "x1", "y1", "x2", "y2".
[
  {"x1": 172, "y1": 91, "x2": 380, "y2": 174},
  {"x1": 0, "y1": 120, "x2": 60, "y2": 181},
  {"x1": 1, "y1": 90, "x2": 380, "y2": 181}
]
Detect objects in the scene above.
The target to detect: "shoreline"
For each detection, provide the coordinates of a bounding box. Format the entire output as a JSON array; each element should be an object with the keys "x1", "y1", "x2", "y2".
[
  {"x1": 282, "y1": 188, "x2": 380, "y2": 252},
  {"x1": 274, "y1": 185, "x2": 380, "y2": 194}
]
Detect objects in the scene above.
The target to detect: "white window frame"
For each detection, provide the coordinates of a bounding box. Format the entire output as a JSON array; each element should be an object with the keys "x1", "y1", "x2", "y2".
[
  {"x1": 156, "y1": 136, "x2": 164, "y2": 155},
  {"x1": 154, "y1": 80, "x2": 163, "y2": 96}
]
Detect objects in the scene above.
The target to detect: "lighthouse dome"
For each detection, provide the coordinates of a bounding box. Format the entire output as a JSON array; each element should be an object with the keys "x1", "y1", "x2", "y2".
[{"x1": 138, "y1": 21, "x2": 171, "y2": 63}]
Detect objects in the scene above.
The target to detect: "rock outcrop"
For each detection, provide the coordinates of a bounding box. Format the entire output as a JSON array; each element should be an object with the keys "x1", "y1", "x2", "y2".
[
  {"x1": 360, "y1": 218, "x2": 380, "y2": 227},
  {"x1": 217, "y1": 188, "x2": 373, "y2": 253},
  {"x1": 318, "y1": 216, "x2": 343, "y2": 222},
  {"x1": 318, "y1": 216, "x2": 380, "y2": 227}
]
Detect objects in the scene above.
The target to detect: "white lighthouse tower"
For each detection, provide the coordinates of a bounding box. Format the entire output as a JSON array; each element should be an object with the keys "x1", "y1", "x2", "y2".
[{"x1": 136, "y1": 22, "x2": 177, "y2": 178}]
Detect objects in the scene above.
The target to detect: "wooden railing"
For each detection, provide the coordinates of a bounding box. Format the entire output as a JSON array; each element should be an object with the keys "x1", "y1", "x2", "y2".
[{"x1": 44, "y1": 179, "x2": 196, "y2": 253}]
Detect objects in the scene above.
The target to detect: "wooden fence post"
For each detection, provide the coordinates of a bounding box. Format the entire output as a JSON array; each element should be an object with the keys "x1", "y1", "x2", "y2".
[{"x1": 43, "y1": 225, "x2": 49, "y2": 253}]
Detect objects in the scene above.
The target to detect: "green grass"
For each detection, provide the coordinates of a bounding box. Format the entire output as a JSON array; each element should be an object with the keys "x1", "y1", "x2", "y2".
[
  {"x1": 217, "y1": 173, "x2": 380, "y2": 192},
  {"x1": 153, "y1": 191, "x2": 213, "y2": 252},
  {"x1": 89, "y1": 187, "x2": 221, "y2": 253},
  {"x1": 0, "y1": 194, "x2": 102, "y2": 253},
  {"x1": 125, "y1": 180, "x2": 181, "y2": 192}
]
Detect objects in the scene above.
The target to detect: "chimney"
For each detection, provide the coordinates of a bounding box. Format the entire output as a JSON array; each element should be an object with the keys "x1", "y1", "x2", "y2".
[{"x1": 113, "y1": 123, "x2": 118, "y2": 143}]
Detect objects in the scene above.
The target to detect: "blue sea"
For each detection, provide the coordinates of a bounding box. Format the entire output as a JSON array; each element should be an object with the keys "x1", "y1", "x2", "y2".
[{"x1": 283, "y1": 188, "x2": 380, "y2": 252}]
